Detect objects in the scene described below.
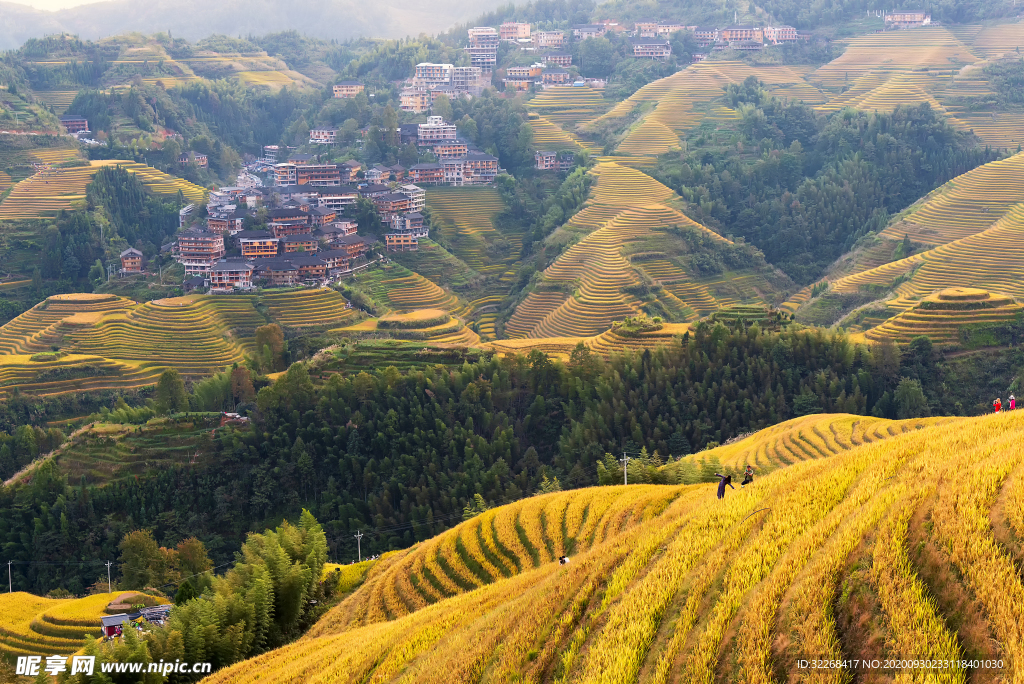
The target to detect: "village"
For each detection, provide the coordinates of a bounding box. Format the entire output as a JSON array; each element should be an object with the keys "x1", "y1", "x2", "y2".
[{"x1": 101, "y1": 7, "x2": 937, "y2": 296}]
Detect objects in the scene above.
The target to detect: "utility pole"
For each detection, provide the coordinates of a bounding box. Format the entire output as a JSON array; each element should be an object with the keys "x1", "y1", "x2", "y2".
[
  {"x1": 354, "y1": 531, "x2": 363, "y2": 562},
  {"x1": 620, "y1": 453, "x2": 631, "y2": 485},
  {"x1": 105, "y1": 561, "x2": 112, "y2": 594},
  {"x1": 7, "y1": 561, "x2": 11, "y2": 593}
]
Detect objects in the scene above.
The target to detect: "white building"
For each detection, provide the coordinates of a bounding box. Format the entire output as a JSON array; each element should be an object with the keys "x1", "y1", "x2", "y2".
[
  {"x1": 417, "y1": 116, "x2": 458, "y2": 144},
  {"x1": 400, "y1": 184, "x2": 426, "y2": 212}
]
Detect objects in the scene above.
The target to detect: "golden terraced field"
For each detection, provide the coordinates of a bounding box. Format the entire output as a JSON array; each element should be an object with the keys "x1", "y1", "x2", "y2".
[
  {"x1": 665, "y1": 413, "x2": 956, "y2": 472},
  {"x1": 862, "y1": 287, "x2": 1024, "y2": 345},
  {"x1": 881, "y1": 151, "x2": 1024, "y2": 245},
  {"x1": 204, "y1": 410, "x2": 1024, "y2": 684},
  {"x1": 0, "y1": 592, "x2": 166, "y2": 658},
  {"x1": 507, "y1": 162, "x2": 758, "y2": 339},
  {"x1": 587, "y1": 61, "x2": 822, "y2": 156},
  {"x1": 0, "y1": 290, "x2": 366, "y2": 397},
  {"x1": 790, "y1": 153, "x2": 1024, "y2": 343},
  {"x1": 0, "y1": 160, "x2": 206, "y2": 219}
]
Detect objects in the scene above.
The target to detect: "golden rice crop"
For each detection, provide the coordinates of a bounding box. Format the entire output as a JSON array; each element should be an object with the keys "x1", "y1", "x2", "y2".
[{"x1": 203, "y1": 410, "x2": 1024, "y2": 684}]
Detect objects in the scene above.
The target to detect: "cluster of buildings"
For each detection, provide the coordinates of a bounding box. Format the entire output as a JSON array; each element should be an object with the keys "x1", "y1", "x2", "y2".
[
  {"x1": 164, "y1": 166, "x2": 426, "y2": 291},
  {"x1": 394, "y1": 116, "x2": 501, "y2": 186},
  {"x1": 400, "y1": 62, "x2": 490, "y2": 113}
]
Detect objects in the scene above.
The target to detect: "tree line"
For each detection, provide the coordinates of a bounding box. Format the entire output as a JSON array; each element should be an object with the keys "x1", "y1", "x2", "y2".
[{"x1": 0, "y1": 323, "x2": 979, "y2": 596}]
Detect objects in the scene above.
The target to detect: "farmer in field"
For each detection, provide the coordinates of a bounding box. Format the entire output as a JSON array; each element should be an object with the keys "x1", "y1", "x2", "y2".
[
  {"x1": 994, "y1": 397, "x2": 1002, "y2": 413},
  {"x1": 1011, "y1": 395, "x2": 1016, "y2": 410},
  {"x1": 715, "y1": 473, "x2": 734, "y2": 499},
  {"x1": 741, "y1": 465, "x2": 754, "y2": 487}
]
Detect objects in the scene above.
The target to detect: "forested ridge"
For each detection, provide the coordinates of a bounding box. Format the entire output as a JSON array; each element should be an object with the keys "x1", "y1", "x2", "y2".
[{"x1": 2, "y1": 322, "x2": 1005, "y2": 595}]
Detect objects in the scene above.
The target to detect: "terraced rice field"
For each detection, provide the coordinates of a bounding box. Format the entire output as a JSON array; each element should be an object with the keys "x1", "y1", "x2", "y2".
[
  {"x1": 525, "y1": 86, "x2": 611, "y2": 129},
  {"x1": 881, "y1": 152, "x2": 1024, "y2": 245},
  {"x1": 424, "y1": 187, "x2": 516, "y2": 277},
  {"x1": 0, "y1": 163, "x2": 97, "y2": 219},
  {"x1": 55, "y1": 416, "x2": 222, "y2": 484},
  {"x1": 0, "y1": 293, "x2": 268, "y2": 397},
  {"x1": 26, "y1": 147, "x2": 82, "y2": 164},
  {"x1": 31, "y1": 90, "x2": 79, "y2": 114},
  {"x1": 353, "y1": 264, "x2": 460, "y2": 313},
  {"x1": 511, "y1": 162, "x2": 738, "y2": 338},
  {"x1": 810, "y1": 26, "x2": 978, "y2": 88},
  {"x1": 336, "y1": 308, "x2": 481, "y2": 346},
  {"x1": 833, "y1": 202, "x2": 1024, "y2": 308},
  {"x1": 818, "y1": 70, "x2": 953, "y2": 115},
  {"x1": 863, "y1": 287, "x2": 1023, "y2": 345},
  {"x1": 588, "y1": 62, "x2": 817, "y2": 156},
  {"x1": 802, "y1": 26, "x2": 1024, "y2": 145},
  {"x1": 0, "y1": 160, "x2": 206, "y2": 219},
  {"x1": 0, "y1": 592, "x2": 165, "y2": 658},
  {"x1": 666, "y1": 413, "x2": 956, "y2": 472},
  {"x1": 307, "y1": 486, "x2": 686, "y2": 632},
  {"x1": 262, "y1": 289, "x2": 355, "y2": 328},
  {"x1": 208, "y1": 410, "x2": 1024, "y2": 684},
  {"x1": 952, "y1": 22, "x2": 1024, "y2": 57},
  {"x1": 949, "y1": 109, "x2": 1024, "y2": 149},
  {"x1": 236, "y1": 70, "x2": 296, "y2": 88},
  {"x1": 527, "y1": 113, "x2": 600, "y2": 153},
  {"x1": 111, "y1": 161, "x2": 207, "y2": 202}
]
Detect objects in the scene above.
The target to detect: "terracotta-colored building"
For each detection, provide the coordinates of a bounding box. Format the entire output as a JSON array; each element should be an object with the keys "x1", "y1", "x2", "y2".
[
  {"x1": 120, "y1": 247, "x2": 143, "y2": 273},
  {"x1": 282, "y1": 234, "x2": 319, "y2": 253},
  {"x1": 237, "y1": 231, "x2": 280, "y2": 260}
]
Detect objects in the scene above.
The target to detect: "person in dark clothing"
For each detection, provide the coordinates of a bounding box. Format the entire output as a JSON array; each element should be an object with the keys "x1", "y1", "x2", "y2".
[
  {"x1": 715, "y1": 473, "x2": 734, "y2": 499},
  {"x1": 741, "y1": 465, "x2": 754, "y2": 487}
]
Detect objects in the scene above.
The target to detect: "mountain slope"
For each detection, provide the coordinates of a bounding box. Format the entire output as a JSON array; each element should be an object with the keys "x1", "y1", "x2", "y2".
[
  {"x1": 203, "y1": 410, "x2": 1024, "y2": 683},
  {"x1": 506, "y1": 161, "x2": 792, "y2": 339}
]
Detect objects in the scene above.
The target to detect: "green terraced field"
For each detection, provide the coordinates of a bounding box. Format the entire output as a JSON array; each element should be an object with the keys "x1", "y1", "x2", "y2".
[
  {"x1": 424, "y1": 187, "x2": 519, "y2": 279},
  {"x1": 55, "y1": 415, "x2": 224, "y2": 485}
]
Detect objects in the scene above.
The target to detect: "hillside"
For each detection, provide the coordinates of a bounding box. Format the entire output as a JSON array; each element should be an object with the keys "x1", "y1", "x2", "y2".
[
  {"x1": 0, "y1": 290, "x2": 358, "y2": 398},
  {"x1": 788, "y1": 151, "x2": 1024, "y2": 346},
  {"x1": 202, "y1": 409, "x2": 1024, "y2": 683},
  {"x1": 0, "y1": 591, "x2": 167, "y2": 658},
  {"x1": 505, "y1": 161, "x2": 792, "y2": 340}
]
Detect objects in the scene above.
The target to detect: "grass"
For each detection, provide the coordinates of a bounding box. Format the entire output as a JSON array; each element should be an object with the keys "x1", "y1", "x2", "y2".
[{"x1": 200, "y1": 409, "x2": 1024, "y2": 684}]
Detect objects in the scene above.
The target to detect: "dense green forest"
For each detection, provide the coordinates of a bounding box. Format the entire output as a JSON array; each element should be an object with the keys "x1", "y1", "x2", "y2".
[
  {"x1": 87, "y1": 165, "x2": 182, "y2": 249},
  {"x1": 3, "y1": 322, "x2": 1017, "y2": 595},
  {"x1": 653, "y1": 78, "x2": 999, "y2": 284}
]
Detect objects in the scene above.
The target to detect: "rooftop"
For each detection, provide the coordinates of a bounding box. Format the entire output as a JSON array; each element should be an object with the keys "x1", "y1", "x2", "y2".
[{"x1": 211, "y1": 261, "x2": 254, "y2": 273}]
